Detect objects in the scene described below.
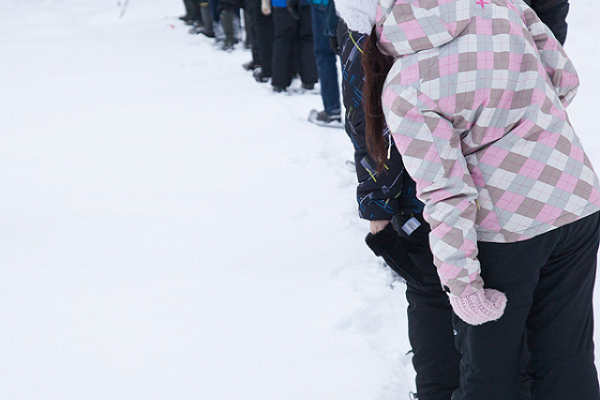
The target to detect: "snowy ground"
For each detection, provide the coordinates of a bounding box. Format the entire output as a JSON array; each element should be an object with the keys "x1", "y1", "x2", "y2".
[{"x1": 1, "y1": 1, "x2": 599, "y2": 399}]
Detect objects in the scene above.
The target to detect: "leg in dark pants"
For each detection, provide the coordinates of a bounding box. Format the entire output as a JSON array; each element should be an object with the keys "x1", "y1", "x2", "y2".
[
  {"x1": 395, "y1": 214, "x2": 461, "y2": 400},
  {"x1": 209, "y1": 0, "x2": 220, "y2": 22},
  {"x1": 296, "y1": 5, "x2": 318, "y2": 86},
  {"x1": 255, "y1": 10, "x2": 274, "y2": 78},
  {"x1": 452, "y1": 212, "x2": 600, "y2": 400},
  {"x1": 245, "y1": 0, "x2": 259, "y2": 57},
  {"x1": 271, "y1": 7, "x2": 296, "y2": 89},
  {"x1": 310, "y1": 3, "x2": 340, "y2": 114}
]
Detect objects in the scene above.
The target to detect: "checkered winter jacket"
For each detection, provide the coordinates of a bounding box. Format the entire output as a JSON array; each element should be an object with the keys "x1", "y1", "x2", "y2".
[{"x1": 378, "y1": 0, "x2": 600, "y2": 296}]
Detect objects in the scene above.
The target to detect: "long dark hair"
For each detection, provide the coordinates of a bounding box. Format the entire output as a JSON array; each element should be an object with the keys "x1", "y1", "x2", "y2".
[{"x1": 362, "y1": 26, "x2": 394, "y2": 172}]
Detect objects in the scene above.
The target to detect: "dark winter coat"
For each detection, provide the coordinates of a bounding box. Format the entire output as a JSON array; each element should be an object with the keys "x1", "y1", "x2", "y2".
[
  {"x1": 340, "y1": 26, "x2": 424, "y2": 220},
  {"x1": 526, "y1": 0, "x2": 569, "y2": 44}
]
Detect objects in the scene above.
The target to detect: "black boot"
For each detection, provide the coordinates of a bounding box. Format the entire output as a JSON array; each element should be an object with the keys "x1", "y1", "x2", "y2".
[
  {"x1": 179, "y1": 0, "x2": 195, "y2": 22},
  {"x1": 199, "y1": 3, "x2": 215, "y2": 38},
  {"x1": 190, "y1": 0, "x2": 202, "y2": 23},
  {"x1": 220, "y1": 9, "x2": 235, "y2": 50}
]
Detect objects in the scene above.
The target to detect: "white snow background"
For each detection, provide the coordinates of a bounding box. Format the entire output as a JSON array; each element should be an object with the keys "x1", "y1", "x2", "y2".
[{"x1": 0, "y1": 0, "x2": 599, "y2": 399}]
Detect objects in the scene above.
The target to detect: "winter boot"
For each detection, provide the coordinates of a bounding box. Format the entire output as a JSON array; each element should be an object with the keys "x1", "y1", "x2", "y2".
[
  {"x1": 179, "y1": 0, "x2": 195, "y2": 22},
  {"x1": 190, "y1": 0, "x2": 202, "y2": 23},
  {"x1": 199, "y1": 3, "x2": 215, "y2": 38},
  {"x1": 220, "y1": 9, "x2": 235, "y2": 51}
]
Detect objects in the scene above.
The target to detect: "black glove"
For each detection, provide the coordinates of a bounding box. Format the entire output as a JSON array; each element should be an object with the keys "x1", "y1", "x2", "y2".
[
  {"x1": 328, "y1": 35, "x2": 339, "y2": 55},
  {"x1": 365, "y1": 223, "x2": 424, "y2": 286},
  {"x1": 286, "y1": 0, "x2": 300, "y2": 20}
]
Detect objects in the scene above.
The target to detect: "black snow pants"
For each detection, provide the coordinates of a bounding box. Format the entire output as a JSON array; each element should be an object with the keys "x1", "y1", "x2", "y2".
[
  {"x1": 271, "y1": 6, "x2": 317, "y2": 89},
  {"x1": 452, "y1": 211, "x2": 600, "y2": 400},
  {"x1": 254, "y1": 3, "x2": 274, "y2": 77},
  {"x1": 393, "y1": 214, "x2": 462, "y2": 400}
]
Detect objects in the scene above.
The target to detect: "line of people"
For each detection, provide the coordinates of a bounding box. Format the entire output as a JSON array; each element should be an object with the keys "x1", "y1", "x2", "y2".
[{"x1": 179, "y1": 0, "x2": 344, "y2": 127}]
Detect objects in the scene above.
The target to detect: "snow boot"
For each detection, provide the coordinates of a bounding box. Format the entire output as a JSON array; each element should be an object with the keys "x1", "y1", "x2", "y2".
[
  {"x1": 179, "y1": 0, "x2": 194, "y2": 21},
  {"x1": 220, "y1": 9, "x2": 235, "y2": 50},
  {"x1": 190, "y1": 0, "x2": 202, "y2": 23},
  {"x1": 199, "y1": 3, "x2": 215, "y2": 38}
]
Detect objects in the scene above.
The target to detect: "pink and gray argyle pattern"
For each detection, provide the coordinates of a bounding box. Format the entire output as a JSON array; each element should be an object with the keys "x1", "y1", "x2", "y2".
[{"x1": 376, "y1": 0, "x2": 600, "y2": 296}]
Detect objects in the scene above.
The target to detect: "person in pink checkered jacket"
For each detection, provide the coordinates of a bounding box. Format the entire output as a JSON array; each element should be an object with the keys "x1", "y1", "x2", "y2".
[{"x1": 334, "y1": 0, "x2": 600, "y2": 399}]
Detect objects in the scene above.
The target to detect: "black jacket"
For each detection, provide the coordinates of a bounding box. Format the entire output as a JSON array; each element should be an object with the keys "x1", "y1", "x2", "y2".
[
  {"x1": 526, "y1": 0, "x2": 569, "y2": 44},
  {"x1": 340, "y1": 28, "x2": 424, "y2": 220}
]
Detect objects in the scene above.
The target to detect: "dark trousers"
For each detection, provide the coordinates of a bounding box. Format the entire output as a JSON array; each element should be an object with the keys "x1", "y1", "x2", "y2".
[
  {"x1": 255, "y1": 6, "x2": 274, "y2": 76},
  {"x1": 245, "y1": 0, "x2": 260, "y2": 61},
  {"x1": 207, "y1": 0, "x2": 220, "y2": 22},
  {"x1": 271, "y1": 6, "x2": 317, "y2": 89},
  {"x1": 452, "y1": 212, "x2": 600, "y2": 400},
  {"x1": 393, "y1": 214, "x2": 462, "y2": 400},
  {"x1": 310, "y1": 4, "x2": 340, "y2": 114}
]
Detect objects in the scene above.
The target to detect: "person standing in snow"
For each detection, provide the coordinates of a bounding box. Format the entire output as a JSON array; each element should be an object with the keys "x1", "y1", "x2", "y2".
[
  {"x1": 306, "y1": 0, "x2": 343, "y2": 127},
  {"x1": 337, "y1": 0, "x2": 571, "y2": 398},
  {"x1": 339, "y1": 23, "x2": 462, "y2": 400},
  {"x1": 248, "y1": 0, "x2": 276, "y2": 83},
  {"x1": 217, "y1": 0, "x2": 242, "y2": 50},
  {"x1": 270, "y1": 0, "x2": 318, "y2": 92},
  {"x1": 334, "y1": 0, "x2": 600, "y2": 399}
]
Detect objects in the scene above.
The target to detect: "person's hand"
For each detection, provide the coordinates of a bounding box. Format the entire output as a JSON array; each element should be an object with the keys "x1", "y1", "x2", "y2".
[
  {"x1": 286, "y1": 0, "x2": 300, "y2": 20},
  {"x1": 448, "y1": 289, "x2": 507, "y2": 325},
  {"x1": 370, "y1": 220, "x2": 390, "y2": 234},
  {"x1": 261, "y1": 0, "x2": 271, "y2": 15}
]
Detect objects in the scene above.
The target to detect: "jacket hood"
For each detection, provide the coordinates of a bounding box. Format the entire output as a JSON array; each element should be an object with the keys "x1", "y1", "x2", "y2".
[{"x1": 376, "y1": 0, "x2": 476, "y2": 57}]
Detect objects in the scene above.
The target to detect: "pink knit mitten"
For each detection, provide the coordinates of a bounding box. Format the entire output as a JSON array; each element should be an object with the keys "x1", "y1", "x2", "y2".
[{"x1": 448, "y1": 289, "x2": 507, "y2": 326}]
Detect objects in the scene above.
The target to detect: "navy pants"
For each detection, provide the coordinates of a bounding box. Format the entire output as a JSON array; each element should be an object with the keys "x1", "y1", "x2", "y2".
[
  {"x1": 452, "y1": 212, "x2": 600, "y2": 400},
  {"x1": 310, "y1": 3, "x2": 340, "y2": 115}
]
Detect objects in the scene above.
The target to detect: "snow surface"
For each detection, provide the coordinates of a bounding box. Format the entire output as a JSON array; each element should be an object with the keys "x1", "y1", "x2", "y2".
[{"x1": 0, "y1": 1, "x2": 599, "y2": 399}]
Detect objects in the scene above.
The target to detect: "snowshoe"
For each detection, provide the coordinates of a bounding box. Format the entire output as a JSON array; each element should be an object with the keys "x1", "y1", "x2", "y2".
[{"x1": 308, "y1": 109, "x2": 343, "y2": 129}]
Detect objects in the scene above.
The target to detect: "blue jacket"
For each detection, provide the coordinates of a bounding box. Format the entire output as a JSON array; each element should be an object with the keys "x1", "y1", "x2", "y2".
[{"x1": 272, "y1": 0, "x2": 310, "y2": 8}]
